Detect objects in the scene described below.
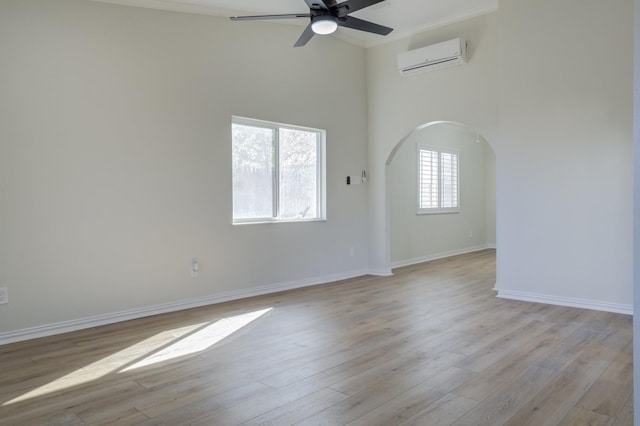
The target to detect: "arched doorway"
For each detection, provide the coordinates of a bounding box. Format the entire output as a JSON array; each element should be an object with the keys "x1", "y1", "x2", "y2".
[{"x1": 385, "y1": 121, "x2": 496, "y2": 270}]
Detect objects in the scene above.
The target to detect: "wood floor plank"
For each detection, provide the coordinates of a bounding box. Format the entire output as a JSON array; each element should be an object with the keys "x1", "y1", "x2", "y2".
[
  {"x1": 447, "y1": 313, "x2": 542, "y2": 357},
  {"x1": 453, "y1": 321, "x2": 580, "y2": 402},
  {"x1": 239, "y1": 388, "x2": 349, "y2": 425},
  {"x1": 557, "y1": 407, "x2": 615, "y2": 426},
  {"x1": 503, "y1": 329, "x2": 630, "y2": 426},
  {"x1": 576, "y1": 340, "x2": 633, "y2": 417},
  {"x1": 533, "y1": 325, "x2": 604, "y2": 371},
  {"x1": 295, "y1": 352, "x2": 467, "y2": 425},
  {"x1": 0, "y1": 380, "x2": 143, "y2": 425},
  {"x1": 611, "y1": 399, "x2": 634, "y2": 426},
  {"x1": 399, "y1": 393, "x2": 479, "y2": 426},
  {"x1": 258, "y1": 324, "x2": 423, "y2": 389},
  {"x1": 0, "y1": 249, "x2": 632, "y2": 426},
  {"x1": 84, "y1": 408, "x2": 150, "y2": 426},
  {"x1": 454, "y1": 319, "x2": 552, "y2": 373},
  {"x1": 5, "y1": 409, "x2": 86, "y2": 426},
  {"x1": 267, "y1": 346, "x2": 401, "y2": 394},
  {"x1": 189, "y1": 379, "x2": 338, "y2": 426},
  {"x1": 452, "y1": 365, "x2": 558, "y2": 426},
  {"x1": 330, "y1": 350, "x2": 465, "y2": 397},
  {"x1": 136, "y1": 381, "x2": 273, "y2": 425},
  {"x1": 344, "y1": 367, "x2": 476, "y2": 426}
]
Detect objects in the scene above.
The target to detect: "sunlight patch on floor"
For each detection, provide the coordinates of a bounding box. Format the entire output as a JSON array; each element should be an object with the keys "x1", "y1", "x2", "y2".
[
  {"x1": 122, "y1": 307, "x2": 272, "y2": 371},
  {"x1": 2, "y1": 308, "x2": 272, "y2": 406}
]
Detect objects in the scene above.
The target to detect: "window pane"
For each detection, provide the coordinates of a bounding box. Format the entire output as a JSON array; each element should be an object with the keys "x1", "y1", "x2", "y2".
[
  {"x1": 279, "y1": 128, "x2": 318, "y2": 219},
  {"x1": 441, "y1": 152, "x2": 458, "y2": 208},
  {"x1": 232, "y1": 123, "x2": 274, "y2": 220},
  {"x1": 419, "y1": 149, "x2": 439, "y2": 209},
  {"x1": 417, "y1": 147, "x2": 459, "y2": 213}
]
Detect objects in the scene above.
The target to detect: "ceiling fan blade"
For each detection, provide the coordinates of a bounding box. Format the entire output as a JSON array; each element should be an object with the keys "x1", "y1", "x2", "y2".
[
  {"x1": 294, "y1": 23, "x2": 315, "y2": 47},
  {"x1": 335, "y1": 0, "x2": 386, "y2": 17},
  {"x1": 230, "y1": 13, "x2": 311, "y2": 21},
  {"x1": 339, "y1": 16, "x2": 393, "y2": 35}
]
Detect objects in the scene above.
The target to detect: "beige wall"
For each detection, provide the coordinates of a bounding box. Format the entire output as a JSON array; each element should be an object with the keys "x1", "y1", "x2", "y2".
[
  {"x1": 0, "y1": 0, "x2": 370, "y2": 334},
  {"x1": 485, "y1": 139, "x2": 496, "y2": 247},
  {"x1": 495, "y1": 0, "x2": 632, "y2": 307},
  {"x1": 389, "y1": 123, "x2": 495, "y2": 266},
  {"x1": 367, "y1": 0, "x2": 632, "y2": 310},
  {"x1": 366, "y1": 12, "x2": 500, "y2": 274},
  {"x1": 0, "y1": 0, "x2": 633, "y2": 339}
]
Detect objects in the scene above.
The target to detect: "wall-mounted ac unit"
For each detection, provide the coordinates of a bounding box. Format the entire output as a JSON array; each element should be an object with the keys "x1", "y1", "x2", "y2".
[{"x1": 397, "y1": 38, "x2": 467, "y2": 76}]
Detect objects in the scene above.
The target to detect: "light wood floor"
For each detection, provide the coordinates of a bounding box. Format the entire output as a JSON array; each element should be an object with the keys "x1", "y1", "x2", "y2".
[{"x1": 0, "y1": 250, "x2": 633, "y2": 425}]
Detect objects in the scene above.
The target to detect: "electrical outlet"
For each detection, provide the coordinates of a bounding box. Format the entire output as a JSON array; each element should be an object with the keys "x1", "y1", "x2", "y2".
[
  {"x1": 0, "y1": 287, "x2": 8, "y2": 305},
  {"x1": 191, "y1": 258, "x2": 199, "y2": 278}
]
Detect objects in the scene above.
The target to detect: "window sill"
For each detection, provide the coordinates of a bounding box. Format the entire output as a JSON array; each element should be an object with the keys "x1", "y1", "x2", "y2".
[
  {"x1": 416, "y1": 210, "x2": 460, "y2": 215},
  {"x1": 232, "y1": 218, "x2": 327, "y2": 226}
]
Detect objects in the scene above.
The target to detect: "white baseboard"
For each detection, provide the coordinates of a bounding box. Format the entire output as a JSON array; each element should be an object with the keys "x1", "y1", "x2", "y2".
[
  {"x1": 391, "y1": 245, "x2": 493, "y2": 270},
  {"x1": 495, "y1": 288, "x2": 633, "y2": 315},
  {"x1": 0, "y1": 269, "x2": 369, "y2": 346},
  {"x1": 367, "y1": 268, "x2": 393, "y2": 277}
]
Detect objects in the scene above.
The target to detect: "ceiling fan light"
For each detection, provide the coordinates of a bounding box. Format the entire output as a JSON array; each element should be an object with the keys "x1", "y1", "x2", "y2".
[{"x1": 311, "y1": 16, "x2": 338, "y2": 35}]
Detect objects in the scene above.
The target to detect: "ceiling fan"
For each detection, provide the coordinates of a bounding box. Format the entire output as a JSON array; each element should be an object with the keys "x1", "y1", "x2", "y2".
[{"x1": 230, "y1": 0, "x2": 393, "y2": 47}]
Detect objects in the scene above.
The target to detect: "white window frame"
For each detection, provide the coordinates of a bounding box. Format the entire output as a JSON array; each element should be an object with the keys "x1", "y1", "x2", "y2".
[
  {"x1": 232, "y1": 116, "x2": 326, "y2": 224},
  {"x1": 416, "y1": 144, "x2": 460, "y2": 215}
]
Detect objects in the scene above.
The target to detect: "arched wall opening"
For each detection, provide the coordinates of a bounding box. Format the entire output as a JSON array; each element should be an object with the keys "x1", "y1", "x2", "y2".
[{"x1": 385, "y1": 121, "x2": 496, "y2": 272}]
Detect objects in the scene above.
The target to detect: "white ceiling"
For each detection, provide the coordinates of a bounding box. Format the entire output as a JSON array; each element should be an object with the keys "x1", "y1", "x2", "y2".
[{"x1": 91, "y1": 0, "x2": 498, "y2": 47}]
